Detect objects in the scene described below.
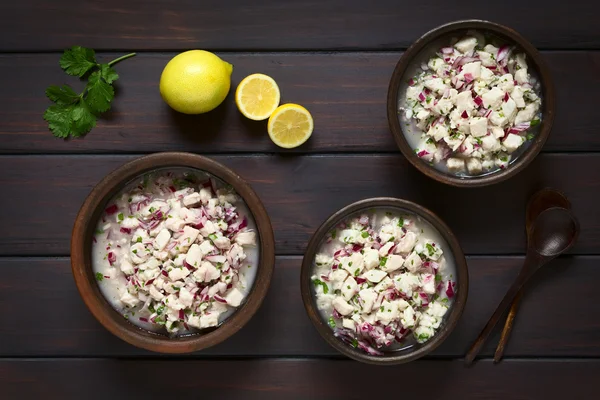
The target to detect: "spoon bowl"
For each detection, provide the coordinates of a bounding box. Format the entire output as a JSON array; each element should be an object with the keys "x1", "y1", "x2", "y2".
[{"x1": 531, "y1": 207, "x2": 579, "y2": 257}]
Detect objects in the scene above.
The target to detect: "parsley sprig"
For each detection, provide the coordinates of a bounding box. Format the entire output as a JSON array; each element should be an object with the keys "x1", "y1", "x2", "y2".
[{"x1": 44, "y1": 46, "x2": 136, "y2": 139}]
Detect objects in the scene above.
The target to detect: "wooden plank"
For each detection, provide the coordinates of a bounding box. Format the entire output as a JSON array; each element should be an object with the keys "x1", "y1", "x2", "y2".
[
  {"x1": 0, "y1": 154, "x2": 598, "y2": 256},
  {"x1": 0, "y1": 52, "x2": 598, "y2": 154},
  {"x1": 1, "y1": 256, "x2": 598, "y2": 357},
  {"x1": 0, "y1": 358, "x2": 597, "y2": 399},
  {"x1": 1, "y1": 1, "x2": 599, "y2": 50}
]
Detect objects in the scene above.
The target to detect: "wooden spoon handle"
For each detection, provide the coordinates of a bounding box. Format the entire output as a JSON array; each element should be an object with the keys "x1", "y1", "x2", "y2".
[
  {"x1": 464, "y1": 266, "x2": 535, "y2": 365},
  {"x1": 494, "y1": 290, "x2": 523, "y2": 363}
]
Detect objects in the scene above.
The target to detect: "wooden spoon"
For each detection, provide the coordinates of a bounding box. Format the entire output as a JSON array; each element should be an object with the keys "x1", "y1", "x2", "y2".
[
  {"x1": 493, "y1": 189, "x2": 571, "y2": 363},
  {"x1": 465, "y1": 206, "x2": 579, "y2": 365}
]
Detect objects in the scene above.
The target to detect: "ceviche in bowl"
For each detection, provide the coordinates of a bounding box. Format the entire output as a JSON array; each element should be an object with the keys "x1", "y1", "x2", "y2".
[
  {"x1": 71, "y1": 153, "x2": 275, "y2": 353},
  {"x1": 301, "y1": 198, "x2": 468, "y2": 365},
  {"x1": 387, "y1": 20, "x2": 554, "y2": 187}
]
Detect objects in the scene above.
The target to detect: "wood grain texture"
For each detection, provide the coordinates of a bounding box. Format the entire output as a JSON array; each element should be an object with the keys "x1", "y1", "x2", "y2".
[
  {"x1": 0, "y1": 51, "x2": 598, "y2": 154},
  {"x1": 1, "y1": 256, "x2": 598, "y2": 357},
  {"x1": 1, "y1": 358, "x2": 598, "y2": 399},
  {"x1": 0, "y1": 154, "x2": 598, "y2": 256},
  {"x1": 0, "y1": 1, "x2": 599, "y2": 51}
]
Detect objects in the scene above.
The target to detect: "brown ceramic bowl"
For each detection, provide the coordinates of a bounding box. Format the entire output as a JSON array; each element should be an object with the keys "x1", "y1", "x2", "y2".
[
  {"x1": 71, "y1": 152, "x2": 275, "y2": 353},
  {"x1": 300, "y1": 198, "x2": 468, "y2": 365},
  {"x1": 387, "y1": 20, "x2": 555, "y2": 187}
]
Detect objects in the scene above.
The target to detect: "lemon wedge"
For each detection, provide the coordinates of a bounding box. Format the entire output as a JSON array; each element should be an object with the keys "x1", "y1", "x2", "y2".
[
  {"x1": 267, "y1": 104, "x2": 314, "y2": 148},
  {"x1": 235, "y1": 73, "x2": 281, "y2": 120}
]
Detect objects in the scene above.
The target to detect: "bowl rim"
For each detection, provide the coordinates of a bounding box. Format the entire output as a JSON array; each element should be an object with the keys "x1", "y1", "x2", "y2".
[
  {"x1": 71, "y1": 152, "x2": 275, "y2": 353},
  {"x1": 300, "y1": 197, "x2": 469, "y2": 365},
  {"x1": 387, "y1": 19, "x2": 555, "y2": 187}
]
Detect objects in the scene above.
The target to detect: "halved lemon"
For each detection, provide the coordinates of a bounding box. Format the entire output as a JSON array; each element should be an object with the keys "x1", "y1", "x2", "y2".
[
  {"x1": 235, "y1": 73, "x2": 281, "y2": 120},
  {"x1": 267, "y1": 104, "x2": 314, "y2": 148}
]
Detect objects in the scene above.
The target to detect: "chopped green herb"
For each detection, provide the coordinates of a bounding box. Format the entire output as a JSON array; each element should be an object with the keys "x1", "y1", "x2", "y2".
[
  {"x1": 417, "y1": 333, "x2": 430, "y2": 341},
  {"x1": 380, "y1": 257, "x2": 388, "y2": 266},
  {"x1": 361, "y1": 231, "x2": 369, "y2": 238},
  {"x1": 526, "y1": 133, "x2": 535, "y2": 141},
  {"x1": 149, "y1": 207, "x2": 156, "y2": 213},
  {"x1": 380, "y1": 306, "x2": 385, "y2": 312},
  {"x1": 500, "y1": 156, "x2": 508, "y2": 162},
  {"x1": 95, "y1": 229, "x2": 104, "y2": 235},
  {"x1": 348, "y1": 261, "x2": 353, "y2": 267},
  {"x1": 426, "y1": 96, "x2": 432, "y2": 103},
  {"x1": 354, "y1": 268, "x2": 360, "y2": 277},
  {"x1": 136, "y1": 237, "x2": 142, "y2": 243},
  {"x1": 398, "y1": 217, "x2": 404, "y2": 227},
  {"x1": 128, "y1": 197, "x2": 132, "y2": 203},
  {"x1": 441, "y1": 298, "x2": 449, "y2": 305},
  {"x1": 330, "y1": 230, "x2": 337, "y2": 239},
  {"x1": 313, "y1": 279, "x2": 329, "y2": 294},
  {"x1": 117, "y1": 213, "x2": 124, "y2": 222},
  {"x1": 328, "y1": 316, "x2": 336, "y2": 328},
  {"x1": 132, "y1": 249, "x2": 137, "y2": 254},
  {"x1": 95, "y1": 272, "x2": 104, "y2": 281},
  {"x1": 208, "y1": 233, "x2": 217, "y2": 241},
  {"x1": 426, "y1": 243, "x2": 435, "y2": 256},
  {"x1": 351, "y1": 338, "x2": 358, "y2": 348},
  {"x1": 435, "y1": 274, "x2": 442, "y2": 283},
  {"x1": 530, "y1": 119, "x2": 541, "y2": 127}
]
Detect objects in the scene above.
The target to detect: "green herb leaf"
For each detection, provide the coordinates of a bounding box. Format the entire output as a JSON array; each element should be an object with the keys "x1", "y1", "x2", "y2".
[
  {"x1": 328, "y1": 316, "x2": 336, "y2": 328},
  {"x1": 118, "y1": 213, "x2": 124, "y2": 222},
  {"x1": 361, "y1": 231, "x2": 369, "y2": 238},
  {"x1": 426, "y1": 243, "x2": 436, "y2": 256},
  {"x1": 95, "y1": 272, "x2": 104, "y2": 282},
  {"x1": 99, "y1": 64, "x2": 119, "y2": 84},
  {"x1": 435, "y1": 274, "x2": 442, "y2": 283},
  {"x1": 45, "y1": 85, "x2": 79, "y2": 105},
  {"x1": 379, "y1": 257, "x2": 388, "y2": 266},
  {"x1": 45, "y1": 48, "x2": 135, "y2": 139},
  {"x1": 85, "y1": 71, "x2": 115, "y2": 114},
  {"x1": 313, "y1": 279, "x2": 329, "y2": 294},
  {"x1": 530, "y1": 119, "x2": 541, "y2": 127},
  {"x1": 59, "y1": 46, "x2": 97, "y2": 77},
  {"x1": 398, "y1": 217, "x2": 404, "y2": 227},
  {"x1": 351, "y1": 338, "x2": 358, "y2": 348}
]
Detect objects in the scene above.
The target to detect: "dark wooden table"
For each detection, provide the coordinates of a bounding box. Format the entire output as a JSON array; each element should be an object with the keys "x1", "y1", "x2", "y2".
[{"x1": 1, "y1": 1, "x2": 599, "y2": 398}]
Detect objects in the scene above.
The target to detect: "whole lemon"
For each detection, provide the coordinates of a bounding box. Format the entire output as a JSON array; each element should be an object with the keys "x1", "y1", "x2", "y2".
[{"x1": 159, "y1": 50, "x2": 233, "y2": 114}]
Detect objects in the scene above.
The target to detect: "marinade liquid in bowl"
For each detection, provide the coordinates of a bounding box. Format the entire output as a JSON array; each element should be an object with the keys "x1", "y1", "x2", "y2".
[
  {"x1": 310, "y1": 208, "x2": 457, "y2": 355},
  {"x1": 91, "y1": 167, "x2": 260, "y2": 336}
]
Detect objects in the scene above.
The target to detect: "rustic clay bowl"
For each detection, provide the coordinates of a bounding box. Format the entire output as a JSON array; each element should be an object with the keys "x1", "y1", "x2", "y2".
[
  {"x1": 301, "y1": 198, "x2": 468, "y2": 364},
  {"x1": 387, "y1": 20, "x2": 555, "y2": 187},
  {"x1": 71, "y1": 152, "x2": 275, "y2": 353}
]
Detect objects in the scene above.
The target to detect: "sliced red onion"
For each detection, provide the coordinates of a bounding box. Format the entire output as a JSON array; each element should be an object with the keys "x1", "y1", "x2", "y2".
[
  {"x1": 446, "y1": 281, "x2": 455, "y2": 298},
  {"x1": 179, "y1": 310, "x2": 185, "y2": 319},
  {"x1": 455, "y1": 80, "x2": 465, "y2": 90},
  {"x1": 461, "y1": 110, "x2": 468, "y2": 118},
  {"x1": 417, "y1": 150, "x2": 430, "y2": 158},
  {"x1": 497, "y1": 45, "x2": 510, "y2": 62},
  {"x1": 473, "y1": 96, "x2": 483, "y2": 106},
  {"x1": 356, "y1": 277, "x2": 367, "y2": 284},
  {"x1": 107, "y1": 252, "x2": 116, "y2": 266},
  {"x1": 139, "y1": 317, "x2": 149, "y2": 322},
  {"x1": 441, "y1": 46, "x2": 454, "y2": 54},
  {"x1": 485, "y1": 109, "x2": 493, "y2": 118},
  {"x1": 161, "y1": 270, "x2": 168, "y2": 277},
  {"x1": 105, "y1": 204, "x2": 118, "y2": 215},
  {"x1": 408, "y1": 78, "x2": 415, "y2": 86},
  {"x1": 453, "y1": 56, "x2": 478, "y2": 68},
  {"x1": 214, "y1": 295, "x2": 227, "y2": 304},
  {"x1": 120, "y1": 227, "x2": 131, "y2": 234},
  {"x1": 464, "y1": 73, "x2": 474, "y2": 83},
  {"x1": 418, "y1": 92, "x2": 426, "y2": 102},
  {"x1": 503, "y1": 92, "x2": 510, "y2": 102}
]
